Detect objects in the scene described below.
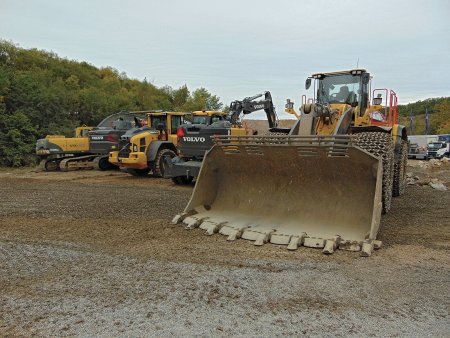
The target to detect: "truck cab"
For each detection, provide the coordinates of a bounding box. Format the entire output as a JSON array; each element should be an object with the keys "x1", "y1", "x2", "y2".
[{"x1": 427, "y1": 141, "x2": 449, "y2": 159}]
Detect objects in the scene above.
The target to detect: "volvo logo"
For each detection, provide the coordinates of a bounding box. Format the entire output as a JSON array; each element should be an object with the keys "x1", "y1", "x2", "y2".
[{"x1": 183, "y1": 136, "x2": 206, "y2": 142}]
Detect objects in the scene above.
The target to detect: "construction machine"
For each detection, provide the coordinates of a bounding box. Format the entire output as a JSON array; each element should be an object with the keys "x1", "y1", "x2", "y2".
[
  {"x1": 165, "y1": 92, "x2": 285, "y2": 184},
  {"x1": 173, "y1": 69, "x2": 408, "y2": 256},
  {"x1": 109, "y1": 111, "x2": 198, "y2": 177},
  {"x1": 36, "y1": 112, "x2": 146, "y2": 171}
]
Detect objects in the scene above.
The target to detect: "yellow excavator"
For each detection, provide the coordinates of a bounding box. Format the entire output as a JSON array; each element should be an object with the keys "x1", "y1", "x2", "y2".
[{"x1": 173, "y1": 69, "x2": 408, "y2": 256}]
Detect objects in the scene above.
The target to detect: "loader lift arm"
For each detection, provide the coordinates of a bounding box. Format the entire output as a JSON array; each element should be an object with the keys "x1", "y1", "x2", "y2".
[{"x1": 229, "y1": 91, "x2": 278, "y2": 128}]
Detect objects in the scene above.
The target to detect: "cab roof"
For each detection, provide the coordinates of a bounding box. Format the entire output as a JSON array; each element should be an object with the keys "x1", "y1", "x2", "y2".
[
  {"x1": 192, "y1": 110, "x2": 227, "y2": 116},
  {"x1": 311, "y1": 69, "x2": 368, "y2": 78},
  {"x1": 146, "y1": 111, "x2": 189, "y2": 116}
]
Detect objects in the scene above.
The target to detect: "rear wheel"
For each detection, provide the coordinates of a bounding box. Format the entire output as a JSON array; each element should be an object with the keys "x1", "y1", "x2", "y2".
[
  {"x1": 354, "y1": 132, "x2": 394, "y2": 214},
  {"x1": 153, "y1": 148, "x2": 176, "y2": 177},
  {"x1": 126, "y1": 168, "x2": 150, "y2": 177},
  {"x1": 393, "y1": 140, "x2": 408, "y2": 197}
]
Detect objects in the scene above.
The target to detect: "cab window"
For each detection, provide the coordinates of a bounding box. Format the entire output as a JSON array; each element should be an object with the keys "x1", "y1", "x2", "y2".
[{"x1": 171, "y1": 115, "x2": 182, "y2": 134}]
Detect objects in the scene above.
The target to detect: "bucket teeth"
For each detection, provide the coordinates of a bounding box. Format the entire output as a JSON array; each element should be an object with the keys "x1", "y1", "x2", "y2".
[
  {"x1": 253, "y1": 232, "x2": 272, "y2": 246},
  {"x1": 360, "y1": 241, "x2": 374, "y2": 257},
  {"x1": 172, "y1": 213, "x2": 186, "y2": 224},
  {"x1": 287, "y1": 235, "x2": 304, "y2": 251},
  {"x1": 199, "y1": 220, "x2": 225, "y2": 235},
  {"x1": 323, "y1": 236, "x2": 342, "y2": 255},
  {"x1": 226, "y1": 229, "x2": 243, "y2": 241},
  {"x1": 182, "y1": 216, "x2": 207, "y2": 229}
]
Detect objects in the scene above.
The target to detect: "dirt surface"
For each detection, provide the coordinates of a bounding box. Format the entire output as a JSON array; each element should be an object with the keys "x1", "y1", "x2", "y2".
[{"x1": 0, "y1": 162, "x2": 449, "y2": 337}]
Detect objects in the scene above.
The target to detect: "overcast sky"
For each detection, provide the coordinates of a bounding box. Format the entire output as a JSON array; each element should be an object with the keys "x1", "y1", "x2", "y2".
[{"x1": 1, "y1": 0, "x2": 449, "y2": 118}]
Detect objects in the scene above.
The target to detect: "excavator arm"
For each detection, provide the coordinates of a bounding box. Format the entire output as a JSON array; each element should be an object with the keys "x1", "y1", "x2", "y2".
[{"x1": 229, "y1": 91, "x2": 278, "y2": 128}]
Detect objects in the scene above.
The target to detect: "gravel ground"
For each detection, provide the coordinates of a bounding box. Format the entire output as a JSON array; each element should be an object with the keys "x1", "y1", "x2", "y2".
[{"x1": 0, "y1": 163, "x2": 449, "y2": 337}]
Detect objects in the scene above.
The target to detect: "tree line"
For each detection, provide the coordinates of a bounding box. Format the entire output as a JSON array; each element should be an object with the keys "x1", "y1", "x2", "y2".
[
  {"x1": 398, "y1": 97, "x2": 450, "y2": 135},
  {"x1": 1, "y1": 40, "x2": 449, "y2": 166},
  {"x1": 0, "y1": 40, "x2": 223, "y2": 166}
]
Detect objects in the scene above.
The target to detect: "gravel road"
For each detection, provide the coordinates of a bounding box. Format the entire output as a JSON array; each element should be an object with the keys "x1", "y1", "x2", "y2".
[{"x1": 0, "y1": 164, "x2": 449, "y2": 337}]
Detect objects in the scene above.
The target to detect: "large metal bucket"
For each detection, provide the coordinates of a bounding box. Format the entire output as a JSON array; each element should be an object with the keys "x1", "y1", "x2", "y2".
[{"x1": 173, "y1": 136, "x2": 383, "y2": 255}]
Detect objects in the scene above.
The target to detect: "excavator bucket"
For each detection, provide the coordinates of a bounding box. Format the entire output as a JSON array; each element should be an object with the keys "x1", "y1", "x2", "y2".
[{"x1": 173, "y1": 135, "x2": 383, "y2": 256}]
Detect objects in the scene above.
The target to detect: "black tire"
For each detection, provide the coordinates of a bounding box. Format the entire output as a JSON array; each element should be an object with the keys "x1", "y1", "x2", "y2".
[
  {"x1": 95, "y1": 156, "x2": 115, "y2": 171},
  {"x1": 126, "y1": 168, "x2": 150, "y2": 177},
  {"x1": 171, "y1": 176, "x2": 194, "y2": 185},
  {"x1": 44, "y1": 159, "x2": 60, "y2": 171},
  {"x1": 153, "y1": 148, "x2": 176, "y2": 178},
  {"x1": 393, "y1": 140, "x2": 407, "y2": 197},
  {"x1": 353, "y1": 132, "x2": 394, "y2": 214}
]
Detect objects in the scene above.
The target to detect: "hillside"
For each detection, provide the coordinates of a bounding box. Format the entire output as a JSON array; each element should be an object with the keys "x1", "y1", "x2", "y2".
[
  {"x1": 0, "y1": 41, "x2": 222, "y2": 166},
  {"x1": 398, "y1": 97, "x2": 450, "y2": 135},
  {"x1": 1, "y1": 40, "x2": 449, "y2": 167}
]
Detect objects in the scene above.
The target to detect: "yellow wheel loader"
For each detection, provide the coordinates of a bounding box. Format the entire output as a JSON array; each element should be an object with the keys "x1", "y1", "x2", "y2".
[
  {"x1": 173, "y1": 69, "x2": 408, "y2": 256},
  {"x1": 109, "y1": 111, "x2": 230, "y2": 177}
]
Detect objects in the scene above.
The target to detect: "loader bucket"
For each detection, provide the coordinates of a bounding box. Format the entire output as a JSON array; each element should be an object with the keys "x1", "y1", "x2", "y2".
[{"x1": 173, "y1": 135, "x2": 383, "y2": 256}]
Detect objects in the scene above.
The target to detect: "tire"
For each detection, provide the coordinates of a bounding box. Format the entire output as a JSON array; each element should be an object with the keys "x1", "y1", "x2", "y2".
[
  {"x1": 353, "y1": 132, "x2": 394, "y2": 214},
  {"x1": 393, "y1": 140, "x2": 407, "y2": 197},
  {"x1": 171, "y1": 176, "x2": 194, "y2": 185},
  {"x1": 126, "y1": 168, "x2": 150, "y2": 177},
  {"x1": 153, "y1": 148, "x2": 176, "y2": 177},
  {"x1": 44, "y1": 159, "x2": 60, "y2": 171},
  {"x1": 95, "y1": 156, "x2": 115, "y2": 171}
]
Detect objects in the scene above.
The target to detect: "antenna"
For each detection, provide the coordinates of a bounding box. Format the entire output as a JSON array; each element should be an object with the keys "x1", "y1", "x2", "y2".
[{"x1": 356, "y1": 57, "x2": 359, "y2": 69}]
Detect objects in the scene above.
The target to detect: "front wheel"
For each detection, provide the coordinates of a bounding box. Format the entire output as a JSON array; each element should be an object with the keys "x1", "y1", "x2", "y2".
[{"x1": 153, "y1": 148, "x2": 176, "y2": 177}]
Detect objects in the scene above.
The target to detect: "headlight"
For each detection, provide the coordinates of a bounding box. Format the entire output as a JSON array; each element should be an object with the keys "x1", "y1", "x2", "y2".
[{"x1": 133, "y1": 144, "x2": 138, "y2": 152}]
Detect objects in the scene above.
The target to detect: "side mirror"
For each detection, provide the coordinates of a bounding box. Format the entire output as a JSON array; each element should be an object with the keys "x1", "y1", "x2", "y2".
[{"x1": 305, "y1": 78, "x2": 312, "y2": 90}]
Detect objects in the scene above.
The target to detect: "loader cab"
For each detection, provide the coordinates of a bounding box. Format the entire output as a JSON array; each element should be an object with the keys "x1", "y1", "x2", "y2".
[
  {"x1": 310, "y1": 69, "x2": 370, "y2": 115},
  {"x1": 190, "y1": 111, "x2": 228, "y2": 125}
]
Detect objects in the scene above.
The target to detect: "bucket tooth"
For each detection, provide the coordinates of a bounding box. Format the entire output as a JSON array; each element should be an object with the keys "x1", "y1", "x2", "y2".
[
  {"x1": 323, "y1": 236, "x2": 342, "y2": 254},
  {"x1": 287, "y1": 235, "x2": 305, "y2": 251},
  {"x1": 183, "y1": 216, "x2": 208, "y2": 229},
  {"x1": 361, "y1": 241, "x2": 374, "y2": 257},
  {"x1": 253, "y1": 232, "x2": 273, "y2": 246},
  {"x1": 172, "y1": 213, "x2": 187, "y2": 224},
  {"x1": 226, "y1": 229, "x2": 243, "y2": 241},
  {"x1": 304, "y1": 237, "x2": 326, "y2": 248},
  {"x1": 199, "y1": 220, "x2": 225, "y2": 235}
]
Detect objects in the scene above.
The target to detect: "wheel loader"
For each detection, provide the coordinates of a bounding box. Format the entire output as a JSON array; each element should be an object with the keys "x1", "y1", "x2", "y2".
[
  {"x1": 110, "y1": 111, "x2": 234, "y2": 177},
  {"x1": 173, "y1": 69, "x2": 408, "y2": 256},
  {"x1": 36, "y1": 112, "x2": 147, "y2": 171}
]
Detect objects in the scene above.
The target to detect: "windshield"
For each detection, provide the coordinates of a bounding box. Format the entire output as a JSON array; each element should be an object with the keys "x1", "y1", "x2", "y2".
[
  {"x1": 428, "y1": 143, "x2": 444, "y2": 149},
  {"x1": 317, "y1": 74, "x2": 361, "y2": 105},
  {"x1": 192, "y1": 116, "x2": 208, "y2": 124},
  {"x1": 150, "y1": 116, "x2": 167, "y2": 129}
]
